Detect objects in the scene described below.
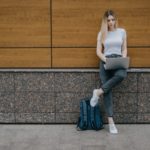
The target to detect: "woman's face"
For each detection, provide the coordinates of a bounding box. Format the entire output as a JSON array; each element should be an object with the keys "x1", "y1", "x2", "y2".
[{"x1": 107, "y1": 15, "x2": 116, "y2": 30}]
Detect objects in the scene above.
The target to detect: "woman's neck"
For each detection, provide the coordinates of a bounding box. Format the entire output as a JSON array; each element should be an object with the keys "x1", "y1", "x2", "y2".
[{"x1": 108, "y1": 28, "x2": 117, "y2": 32}]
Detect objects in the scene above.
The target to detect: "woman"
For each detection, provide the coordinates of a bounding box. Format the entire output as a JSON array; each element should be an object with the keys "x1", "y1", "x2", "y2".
[{"x1": 90, "y1": 10, "x2": 127, "y2": 134}]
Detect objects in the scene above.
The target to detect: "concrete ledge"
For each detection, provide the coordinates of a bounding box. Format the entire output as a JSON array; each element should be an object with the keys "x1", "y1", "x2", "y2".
[
  {"x1": 0, "y1": 71, "x2": 149, "y2": 124},
  {"x1": 0, "y1": 68, "x2": 149, "y2": 72}
]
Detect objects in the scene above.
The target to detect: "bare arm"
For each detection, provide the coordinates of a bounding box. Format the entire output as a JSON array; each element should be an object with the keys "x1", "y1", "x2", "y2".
[
  {"x1": 96, "y1": 32, "x2": 107, "y2": 63},
  {"x1": 121, "y1": 30, "x2": 127, "y2": 57}
]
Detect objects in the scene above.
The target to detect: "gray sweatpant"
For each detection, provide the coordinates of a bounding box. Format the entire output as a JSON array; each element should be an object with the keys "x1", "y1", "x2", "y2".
[{"x1": 99, "y1": 54, "x2": 127, "y2": 117}]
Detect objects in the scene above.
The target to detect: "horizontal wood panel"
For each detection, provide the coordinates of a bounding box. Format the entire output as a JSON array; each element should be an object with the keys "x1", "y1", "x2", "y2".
[
  {"x1": 52, "y1": 48, "x2": 99, "y2": 68},
  {"x1": 128, "y1": 48, "x2": 150, "y2": 67},
  {"x1": 0, "y1": 0, "x2": 51, "y2": 47},
  {"x1": 0, "y1": 48, "x2": 51, "y2": 67},
  {"x1": 52, "y1": 48, "x2": 150, "y2": 68},
  {"x1": 52, "y1": 0, "x2": 150, "y2": 47}
]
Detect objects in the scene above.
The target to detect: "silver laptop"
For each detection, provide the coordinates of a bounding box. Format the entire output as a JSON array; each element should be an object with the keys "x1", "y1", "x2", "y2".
[{"x1": 104, "y1": 57, "x2": 130, "y2": 70}]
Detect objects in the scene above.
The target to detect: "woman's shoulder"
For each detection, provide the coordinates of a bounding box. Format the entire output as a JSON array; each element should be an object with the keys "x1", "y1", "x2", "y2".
[
  {"x1": 117, "y1": 28, "x2": 126, "y2": 33},
  {"x1": 97, "y1": 31, "x2": 101, "y2": 35},
  {"x1": 117, "y1": 28, "x2": 127, "y2": 37}
]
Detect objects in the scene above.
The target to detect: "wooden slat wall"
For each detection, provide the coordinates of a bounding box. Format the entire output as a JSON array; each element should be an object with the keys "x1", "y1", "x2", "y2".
[
  {"x1": 52, "y1": 48, "x2": 99, "y2": 68},
  {"x1": 128, "y1": 48, "x2": 150, "y2": 67},
  {"x1": 0, "y1": 0, "x2": 51, "y2": 47},
  {"x1": 0, "y1": 48, "x2": 51, "y2": 68},
  {"x1": 0, "y1": 0, "x2": 149, "y2": 68},
  {"x1": 0, "y1": 0, "x2": 51, "y2": 68},
  {"x1": 53, "y1": 48, "x2": 150, "y2": 68},
  {"x1": 52, "y1": 0, "x2": 150, "y2": 47},
  {"x1": 52, "y1": 0, "x2": 150, "y2": 68}
]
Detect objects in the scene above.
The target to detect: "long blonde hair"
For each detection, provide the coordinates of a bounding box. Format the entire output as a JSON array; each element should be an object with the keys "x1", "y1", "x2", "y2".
[{"x1": 100, "y1": 10, "x2": 118, "y2": 45}]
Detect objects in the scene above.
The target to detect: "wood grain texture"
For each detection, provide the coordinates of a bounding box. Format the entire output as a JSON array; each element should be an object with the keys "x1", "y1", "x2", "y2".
[
  {"x1": 0, "y1": 0, "x2": 51, "y2": 47},
  {"x1": 52, "y1": 48, "x2": 150, "y2": 68},
  {"x1": 52, "y1": 48, "x2": 99, "y2": 68},
  {"x1": 0, "y1": 48, "x2": 51, "y2": 68},
  {"x1": 52, "y1": 0, "x2": 150, "y2": 47},
  {"x1": 0, "y1": 0, "x2": 149, "y2": 68},
  {"x1": 128, "y1": 48, "x2": 150, "y2": 67}
]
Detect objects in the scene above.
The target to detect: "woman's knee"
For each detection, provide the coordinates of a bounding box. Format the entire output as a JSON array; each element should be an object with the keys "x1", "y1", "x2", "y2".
[{"x1": 115, "y1": 69, "x2": 127, "y2": 80}]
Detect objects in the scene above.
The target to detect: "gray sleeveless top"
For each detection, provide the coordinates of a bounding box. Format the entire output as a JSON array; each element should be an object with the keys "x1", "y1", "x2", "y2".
[{"x1": 97, "y1": 28, "x2": 126, "y2": 56}]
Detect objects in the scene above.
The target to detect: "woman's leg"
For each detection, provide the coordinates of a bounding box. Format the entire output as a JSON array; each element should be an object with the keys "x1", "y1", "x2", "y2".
[
  {"x1": 102, "y1": 88, "x2": 118, "y2": 134},
  {"x1": 91, "y1": 61, "x2": 114, "y2": 119},
  {"x1": 103, "y1": 90, "x2": 113, "y2": 117},
  {"x1": 101, "y1": 69, "x2": 127, "y2": 134},
  {"x1": 90, "y1": 61, "x2": 110, "y2": 106},
  {"x1": 101, "y1": 69, "x2": 127, "y2": 94},
  {"x1": 91, "y1": 62, "x2": 127, "y2": 133},
  {"x1": 92, "y1": 68, "x2": 127, "y2": 98}
]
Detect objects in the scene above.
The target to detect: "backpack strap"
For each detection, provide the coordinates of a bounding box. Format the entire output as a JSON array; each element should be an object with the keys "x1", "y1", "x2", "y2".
[
  {"x1": 82, "y1": 100, "x2": 88, "y2": 129},
  {"x1": 76, "y1": 100, "x2": 88, "y2": 130},
  {"x1": 90, "y1": 106, "x2": 96, "y2": 129},
  {"x1": 90, "y1": 104, "x2": 103, "y2": 130}
]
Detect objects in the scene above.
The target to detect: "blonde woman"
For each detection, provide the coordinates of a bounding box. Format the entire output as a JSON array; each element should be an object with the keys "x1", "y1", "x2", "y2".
[{"x1": 90, "y1": 10, "x2": 127, "y2": 134}]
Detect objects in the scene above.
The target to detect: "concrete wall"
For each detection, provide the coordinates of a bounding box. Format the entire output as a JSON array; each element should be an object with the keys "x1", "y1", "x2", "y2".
[{"x1": 0, "y1": 69, "x2": 149, "y2": 124}]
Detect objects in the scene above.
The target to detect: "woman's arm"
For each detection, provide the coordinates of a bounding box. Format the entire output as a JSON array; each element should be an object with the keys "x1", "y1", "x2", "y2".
[
  {"x1": 96, "y1": 32, "x2": 107, "y2": 62},
  {"x1": 121, "y1": 30, "x2": 127, "y2": 57}
]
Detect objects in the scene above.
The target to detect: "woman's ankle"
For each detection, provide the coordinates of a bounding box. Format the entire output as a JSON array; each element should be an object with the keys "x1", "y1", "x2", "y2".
[
  {"x1": 99, "y1": 88, "x2": 104, "y2": 95},
  {"x1": 95, "y1": 88, "x2": 104, "y2": 96},
  {"x1": 108, "y1": 117, "x2": 115, "y2": 124}
]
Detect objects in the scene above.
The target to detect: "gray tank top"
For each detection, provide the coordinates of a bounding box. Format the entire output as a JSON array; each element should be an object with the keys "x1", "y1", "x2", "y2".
[{"x1": 97, "y1": 28, "x2": 126, "y2": 56}]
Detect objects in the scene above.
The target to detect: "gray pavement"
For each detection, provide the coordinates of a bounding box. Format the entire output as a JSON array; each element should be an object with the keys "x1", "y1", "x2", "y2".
[{"x1": 0, "y1": 124, "x2": 149, "y2": 150}]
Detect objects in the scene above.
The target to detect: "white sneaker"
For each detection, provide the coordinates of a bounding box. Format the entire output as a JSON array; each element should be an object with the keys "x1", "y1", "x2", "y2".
[
  {"x1": 90, "y1": 89, "x2": 99, "y2": 107},
  {"x1": 109, "y1": 123, "x2": 118, "y2": 134}
]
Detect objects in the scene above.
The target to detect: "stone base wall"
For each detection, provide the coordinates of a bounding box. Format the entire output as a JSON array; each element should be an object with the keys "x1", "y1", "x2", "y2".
[{"x1": 0, "y1": 70, "x2": 149, "y2": 124}]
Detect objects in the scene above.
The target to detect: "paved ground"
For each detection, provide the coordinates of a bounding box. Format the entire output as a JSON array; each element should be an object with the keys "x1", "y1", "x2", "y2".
[{"x1": 0, "y1": 124, "x2": 149, "y2": 150}]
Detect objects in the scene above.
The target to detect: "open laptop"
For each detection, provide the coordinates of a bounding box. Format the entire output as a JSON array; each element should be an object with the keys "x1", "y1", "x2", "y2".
[{"x1": 104, "y1": 57, "x2": 130, "y2": 70}]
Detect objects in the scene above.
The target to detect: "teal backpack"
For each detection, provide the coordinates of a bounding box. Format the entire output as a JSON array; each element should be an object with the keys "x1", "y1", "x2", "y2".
[{"x1": 76, "y1": 97, "x2": 104, "y2": 131}]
